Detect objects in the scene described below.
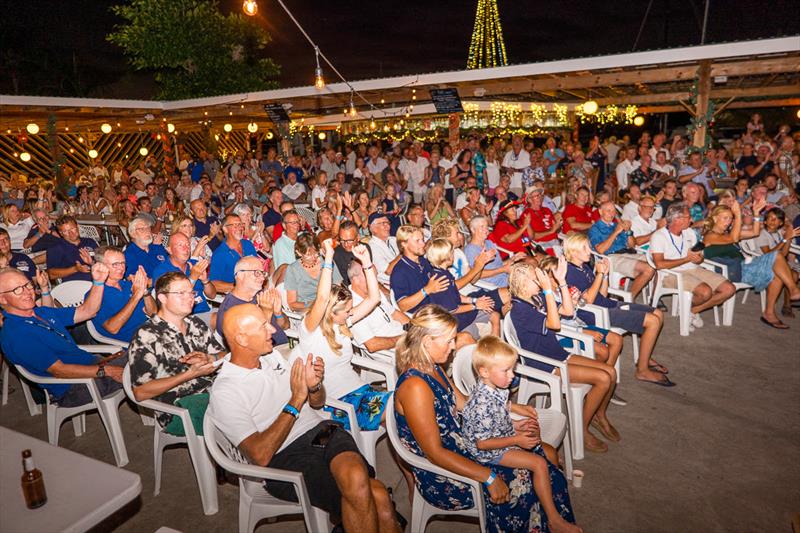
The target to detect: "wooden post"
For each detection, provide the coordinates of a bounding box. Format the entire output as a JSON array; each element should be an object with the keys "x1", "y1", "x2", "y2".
[{"x1": 693, "y1": 60, "x2": 712, "y2": 148}]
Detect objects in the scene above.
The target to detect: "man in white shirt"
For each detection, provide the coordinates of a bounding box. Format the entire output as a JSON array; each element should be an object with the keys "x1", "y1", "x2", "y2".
[
  {"x1": 621, "y1": 184, "x2": 643, "y2": 221},
  {"x1": 401, "y1": 149, "x2": 430, "y2": 204},
  {"x1": 365, "y1": 146, "x2": 388, "y2": 176},
  {"x1": 281, "y1": 171, "x2": 307, "y2": 202},
  {"x1": 320, "y1": 149, "x2": 339, "y2": 179},
  {"x1": 501, "y1": 135, "x2": 530, "y2": 197},
  {"x1": 210, "y1": 304, "x2": 399, "y2": 533},
  {"x1": 648, "y1": 202, "x2": 735, "y2": 329},
  {"x1": 130, "y1": 162, "x2": 154, "y2": 185},
  {"x1": 273, "y1": 210, "x2": 301, "y2": 271},
  {"x1": 630, "y1": 195, "x2": 666, "y2": 248},
  {"x1": 348, "y1": 261, "x2": 407, "y2": 353},
  {"x1": 615, "y1": 146, "x2": 640, "y2": 190},
  {"x1": 678, "y1": 151, "x2": 714, "y2": 198},
  {"x1": 651, "y1": 151, "x2": 677, "y2": 179},
  {"x1": 366, "y1": 213, "x2": 399, "y2": 284},
  {"x1": 648, "y1": 133, "x2": 671, "y2": 161}
]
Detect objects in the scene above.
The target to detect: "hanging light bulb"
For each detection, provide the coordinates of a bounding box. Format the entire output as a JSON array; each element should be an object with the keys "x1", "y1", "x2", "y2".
[
  {"x1": 139, "y1": 147, "x2": 149, "y2": 156},
  {"x1": 214, "y1": 134, "x2": 220, "y2": 141},
  {"x1": 242, "y1": 0, "x2": 257, "y2": 16},
  {"x1": 633, "y1": 115, "x2": 645, "y2": 127},
  {"x1": 167, "y1": 123, "x2": 175, "y2": 133},
  {"x1": 348, "y1": 92, "x2": 357, "y2": 117},
  {"x1": 318, "y1": 132, "x2": 327, "y2": 140},
  {"x1": 26, "y1": 123, "x2": 39, "y2": 135},
  {"x1": 370, "y1": 118, "x2": 376, "y2": 130},
  {"x1": 266, "y1": 131, "x2": 274, "y2": 139},
  {"x1": 88, "y1": 149, "x2": 99, "y2": 159},
  {"x1": 247, "y1": 122, "x2": 258, "y2": 133},
  {"x1": 78, "y1": 136, "x2": 84, "y2": 144},
  {"x1": 582, "y1": 100, "x2": 598, "y2": 115},
  {"x1": 313, "y1": 46, "x2": 325, "y2": 90},
  {"x1": 100, "y1": 123, "x2": 112, "y2": 134},
  {"x1": 19, "y1": 152, "x2": 31, "y2": 162},
  {"x1": 223, "y1": 123, "x2": 233, "y2": 132}
]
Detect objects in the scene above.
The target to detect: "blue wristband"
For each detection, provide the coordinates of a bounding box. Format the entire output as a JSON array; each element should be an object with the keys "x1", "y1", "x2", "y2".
[
  {"x1": 483, "y1": 470, "x2": 497, "y2": 487},
  {"x1": 41, "y1": 291, "x2": 51, "y2": 297},
  {"x1": 273, "y1": 313, "x2": 284, "y2": 319},
  {"x1": 282, "y1": 404, "x2": 299, "y2": 418},
  {"x1": 542, "y1": 289, "x2": 553, "y2": 296},
  {"x1": 421, "y1": 288, "x2": 428, "y2": 298},
  {"x1": 322, "y1": 262, "x2": 334, "y2": 270},
  {"x1": 92, "y1": 280, "x2": 105, "y2": 287}
]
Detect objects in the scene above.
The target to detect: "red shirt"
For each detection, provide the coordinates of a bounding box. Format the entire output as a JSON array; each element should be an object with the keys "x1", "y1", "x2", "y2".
[
  {"x1": 489, "y1": 220, "x2": 527, "y2": 256},
  {"x1": 523, "y1": 207, "x2": 558, "y2": 242},
  {"x1": 562, "y1": 203, "x2": 594, "y2": 233}
]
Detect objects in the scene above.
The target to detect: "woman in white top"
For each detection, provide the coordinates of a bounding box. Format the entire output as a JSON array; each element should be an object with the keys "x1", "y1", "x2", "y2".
[
  {"x1": 311, "y1": 171, "x2": 328, "y2": 210},
  {"x1": 297, "y1": 239, "x2": 391, "y2": 430},
  {"x1": 0, "y1": 204, "x2": 34, "y2": 250},
  {"x1": 485, "y1": 145, "x2": 502, "y2": 194}
]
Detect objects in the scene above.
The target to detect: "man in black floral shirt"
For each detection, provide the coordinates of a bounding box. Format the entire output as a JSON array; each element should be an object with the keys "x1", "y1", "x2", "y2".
[{"x1": 127, "y1": 271, "x2": 223, "y2": 433}]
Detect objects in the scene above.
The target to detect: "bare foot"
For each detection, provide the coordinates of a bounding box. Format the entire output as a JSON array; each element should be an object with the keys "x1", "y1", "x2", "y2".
[
  {"x1": 584, "y1": 430, "x2": 608, "y2": 453},
  {"x1": 550, "y1": 516, "x2": 583, "y2": 533}
]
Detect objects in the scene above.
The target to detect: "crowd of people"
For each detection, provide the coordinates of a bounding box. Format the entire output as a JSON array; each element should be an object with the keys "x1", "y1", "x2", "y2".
[{"x1": 2, "y1": 112, "x2": 799, "y2": 532}]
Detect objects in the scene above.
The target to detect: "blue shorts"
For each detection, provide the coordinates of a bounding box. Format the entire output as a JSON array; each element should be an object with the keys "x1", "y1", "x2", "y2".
[
  {"x1": 324, "y1": 385, "x2": 392, "y2": 431},
  {"x1": 558, "y1": 325, "x2": 610, "y2": 351}
]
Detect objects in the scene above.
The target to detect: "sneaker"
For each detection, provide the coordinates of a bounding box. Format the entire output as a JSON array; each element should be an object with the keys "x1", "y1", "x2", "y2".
[
  {"x1": 691, "y1": 313, "x2": 704, "y2": 328},
  {"x1": 610, "y1": 393, "x2": 627, "y2": 406}
]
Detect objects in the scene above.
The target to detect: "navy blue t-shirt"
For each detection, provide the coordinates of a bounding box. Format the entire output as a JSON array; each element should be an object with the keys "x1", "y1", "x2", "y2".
[
  {"x1": 8, "y1": 251, "x2": 36, "y2": 280},
  {"x1": 509, "y1": 297, "x2": 569, "y2": 373},
  {"x1": 262, "y1": 208, "x2": 282, "y2": 229},
  {"x1": 46, "y1": 237, "x2": 97, "y2": 282},
  {"x1": 193, "y1": 216, "x2": 221, "y2": 250},
  {"x1": 429, "y1": 266, "x2": 477, "y2": 332},
  {"x1": 390, "y1": 256, "x2": 434, "y2": 313},
  {"x1": 565, "y1": 262, "x2": 616, "y2": 308},
  {"x1": 124, "y1": 242, "x2": 168, "y2": 279},
  {"x1": 25, "y1": 225, "x2": 61, "y2": 252}
]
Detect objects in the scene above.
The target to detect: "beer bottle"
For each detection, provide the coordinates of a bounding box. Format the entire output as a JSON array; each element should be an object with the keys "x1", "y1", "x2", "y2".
[{"x1": 21, "y1": 449, "x2": 47, "y2": 509}]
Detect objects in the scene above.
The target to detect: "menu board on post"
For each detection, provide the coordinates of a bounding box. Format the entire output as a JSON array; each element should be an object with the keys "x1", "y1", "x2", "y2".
[
  {"x1": 430, "y1": 88, "x2": 464, "y2": 114},
  {"x1": 263, "y1": 104, "x2": 290, "y2": 124}
]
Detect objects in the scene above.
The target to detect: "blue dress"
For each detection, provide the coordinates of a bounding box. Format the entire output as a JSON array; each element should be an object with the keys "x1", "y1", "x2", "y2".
[{"x1": 395, "y1": 367, "x2": 575, "y2": 532}]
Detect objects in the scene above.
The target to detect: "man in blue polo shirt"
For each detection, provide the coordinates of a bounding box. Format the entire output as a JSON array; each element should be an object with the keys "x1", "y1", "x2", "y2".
[
  {"x1": 209, "y1": 214, "x2": 257, "y2": 293},
  {"x1": 124, "y1": 214, "x2": 168, "y2": 278},
  {"x1": 89, "y1": 246, "x2": 155, "y2": 343},
  {"x1": 46, "y1": 215, "x2": 98, "y2": 283},
  {"x1": 390, "y1": 225, "x2": 448, "y2": 315},
  {"x1": 190, "y1": 199, "x2": 221, "y2": 251},
  {"x1": 588, "y1": 201, "x2": 655, "y2": 300},
  {"x1": 153, "y1": 232, "x2": 216, "y2": 324},
  {"x1": 0, "y1": 262, "x2": 126, "y2": 407}
]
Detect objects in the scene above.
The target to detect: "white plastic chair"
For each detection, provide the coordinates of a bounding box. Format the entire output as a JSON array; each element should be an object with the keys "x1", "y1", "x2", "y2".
[
  {"x1": 50, "y1": 280, "x2": 93, "y2": 307},
  {"x1": 1, "y1": 357, "x2": 42, "y2": 416},
  {"x1": 385, "y1": 400, "x2": 487, "y2": 533},
  {"x1": 87, "y1": 320, "x2": 131, "y2": 349},
  {"x1": 649, "y1": 268, "x2": 695, "y2": 336},
  {"x1": 502, "y1": 318, "x2": 593, "y2": 460},
  {"x1": 203, "y1": 414, "x2": 332, "y2": 533},
  {"x1": 702, "y1": 259, "x2": 754, "y2": 327},
  {"x1": 13, "y1": 348, "x2": 129, "y2": 467},
  {"x1": 450, "y1": 345, "x2": 573, "y2": 478},
  {"x1": 122, "y1": 365, "x2": 218, "y2": 515}
]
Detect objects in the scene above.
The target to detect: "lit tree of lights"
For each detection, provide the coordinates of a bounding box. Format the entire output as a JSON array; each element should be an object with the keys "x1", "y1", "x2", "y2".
[{"x1": 467, "y1": 0, "x2": 508, "y2": 69}]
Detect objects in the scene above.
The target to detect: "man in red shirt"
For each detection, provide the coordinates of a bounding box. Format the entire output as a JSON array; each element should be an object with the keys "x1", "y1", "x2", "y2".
[
  {"x1": 522, "y1": 189, "x2": 563, "y2": 255},
  {"x1": 562, "y1": 186, "x2": 594, "y2": 234}
]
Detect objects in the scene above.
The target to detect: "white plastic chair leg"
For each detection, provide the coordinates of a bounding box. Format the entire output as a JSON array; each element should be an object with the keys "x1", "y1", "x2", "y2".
[
  {"x1": 154, "y1": 429, "x2": 164, "y2": 495},
  {"x1": 411, "y1": 489, "x2": 432, "y2": 533},
  {"x1": 678, "y1": 292, "x2": 692, "y2": 336},
  {"x1": 722, "y1": 296, "x2": 736, "y2": 326},
  {"x1": 19, "y1": 379, "x2": 41, "y2": 416},
  {"x1": 759, "y1": 291, "x2": 766, "y2": 312},
  {"x1": 71, "y1": 413, "x2": 86, "y2": 437},
  {"x1": 567, "y1": 386, "x2": 590, "y2": 461},
  {"x1": 47, "y1": 404, "x2": 60, "y2": 445},
  {"x1": 98, "y1": 394, "x2": 130, "y2": 467},
  {"x1": 187, "y1": 436, "x2": 220, "y2": 515},
  {"x1": 741, "y1": 289, "x2": 749, "y2": 304}
]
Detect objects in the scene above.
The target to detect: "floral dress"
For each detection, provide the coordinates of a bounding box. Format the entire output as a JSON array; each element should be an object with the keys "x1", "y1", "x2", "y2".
[{"x1": 395, "y1": 367, "x2": 575, "y2": 532}]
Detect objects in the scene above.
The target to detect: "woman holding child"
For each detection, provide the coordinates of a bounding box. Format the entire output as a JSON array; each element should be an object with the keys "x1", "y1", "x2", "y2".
[{"x1": 394, "y1": 305, "x2": 578, "y2": 532}]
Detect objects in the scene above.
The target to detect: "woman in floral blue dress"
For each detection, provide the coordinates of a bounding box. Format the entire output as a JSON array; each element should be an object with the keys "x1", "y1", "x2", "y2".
[{"x1": 393, "y1": 305, "x2": 575, "y2": 532}]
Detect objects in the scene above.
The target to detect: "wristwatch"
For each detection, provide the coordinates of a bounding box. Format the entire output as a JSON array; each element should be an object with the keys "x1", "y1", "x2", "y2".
[{"x1": 96, "y1": 364, "x2": 106, "y2": 378}]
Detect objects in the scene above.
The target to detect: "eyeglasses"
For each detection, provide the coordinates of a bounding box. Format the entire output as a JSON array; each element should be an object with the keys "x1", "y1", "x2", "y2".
[
  {"x1": 236, "y1": 269, "x2": 266, "y2": 278},
  {"x1": 162, "y1": 290, "x2": 198, "y2": 298},
  {"x1": 339, "y1": 238, "x2": 357, "y2": 245},
  {"x1": 109, "y1": 261, "x2": 126, "y2": 268},
  {"x1": 225, "y1": 223, "x2": 245, "y2": 228},
  {"x1": 0, "y1": 281, "x2": 34, "y2": 295},
  {"x1": 285, "y1": 220, "x2": 301, "y2": 226}
]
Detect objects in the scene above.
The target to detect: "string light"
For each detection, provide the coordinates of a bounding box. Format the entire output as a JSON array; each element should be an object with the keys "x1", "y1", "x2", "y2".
[
  {"x1": 223, "y1": 124, "x2": 233, "y2": 132},
  {"x1": 242, "y1": 0, "x2": 257, "y2": 16},
  {"x1": 167, "y1": 123, "x2": 175, "y2": 133},
  {"x1": 247, "y1": 122, "x2": 258, "y2": 133},
  {"x1": 349, "y1": 93, "x2": 357, "y2": 117},
  {"x1": 314, "y1": 46, "x2": 325, "y2": 89},
  {"x1": 139, "y1": 147, "x2": 149, "y2": 156},
  {"x1": 88, "y1": 149, "x2": 98, "y2": 159},
  {"x1": 467, "y1": 0, "x2": 508, "y2": 69}
]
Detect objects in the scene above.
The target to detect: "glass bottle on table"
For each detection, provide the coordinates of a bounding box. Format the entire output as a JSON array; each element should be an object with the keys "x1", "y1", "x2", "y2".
[{"x1": 21, "y1": 449, "x2": 47, "y2": 509}]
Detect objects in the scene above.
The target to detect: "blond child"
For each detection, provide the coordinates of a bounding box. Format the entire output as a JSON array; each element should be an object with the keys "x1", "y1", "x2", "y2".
[{"x1": 462, "y1": 336, "x2": 582, "y2": 533}]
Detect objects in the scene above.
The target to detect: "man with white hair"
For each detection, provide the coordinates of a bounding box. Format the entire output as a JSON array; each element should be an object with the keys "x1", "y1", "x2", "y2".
[
  {"x1": 366, "y1": 212, "x2": 399, "y2": 284},
  {"x1": 347, "y1": 260, "x2": 407, "y2": 353},
  {"x1": 589, "y1": 201, "x2": 656, "y2": 299},
  {"x1": 124, "y1": 214, "x2": 168, "y2": 279},
  {"x1": 501, "y1": 135, "x2": 530, "y2": 197}
]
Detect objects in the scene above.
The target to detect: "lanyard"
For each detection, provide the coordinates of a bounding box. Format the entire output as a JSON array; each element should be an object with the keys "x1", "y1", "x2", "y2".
[
  {"x1": 23, "y1": 317, "x2": 72, "y2": 342},
  {"x1": 668, "y1": 231, "x2": 685, "y2": 256}
]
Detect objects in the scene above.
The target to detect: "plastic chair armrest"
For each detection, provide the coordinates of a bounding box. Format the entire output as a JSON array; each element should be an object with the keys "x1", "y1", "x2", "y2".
[{"x1": 78, "y1": 344, "x2": 122, "y2": 354}]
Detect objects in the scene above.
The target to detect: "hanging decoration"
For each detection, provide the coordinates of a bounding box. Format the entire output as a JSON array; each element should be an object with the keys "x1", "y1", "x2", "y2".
[
  {"x1": 575, "y1": 103, "x2": 640, "y2": 125},
  {"x1": 686, "y1": 77, "x2": 716, "y2": 149}
]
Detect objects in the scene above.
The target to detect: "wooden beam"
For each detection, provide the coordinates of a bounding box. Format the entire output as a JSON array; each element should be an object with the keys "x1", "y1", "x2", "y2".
[
  {"x1": 639, "y1": 97, "x2": 800, "y2": 113},
  {"x1": 693, "y1": 61, "x2": 712, "y2": 147},
  {"x1": 592, "y1": 83, "x2": 800, "y2": 106}
]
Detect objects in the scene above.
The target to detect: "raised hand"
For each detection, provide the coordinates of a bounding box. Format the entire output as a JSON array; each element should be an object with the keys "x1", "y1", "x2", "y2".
[
  {"x1": 424, "y1": 274, "x2": 450, "y2": 295},
  {"x1": 352, "y1": 244, "x2": 370, "y2": 264},
  {"x1": 304, "y1": 353, "x2": 324, "y2": 390},
  {"x1": 35, "y1": 269, "x2": 50, "y2": 293},
  {"x1": 533, "y1": 267, "x2": 552, "y2": 291},
  {"x1": 90, "y1": 261, "x2": 110, "y2": 283},
  {"x1": 475, "y1": 295, "x2": 494, "y2": 312},
  {"x1": 78, "y1": 247, "x2": 94, "y2": 266},
  {"x1": 132, "y1": 266, "x2": 149, "y2": 299},
  {"x1": 321, "y1": 238, "x2": 335, "y2": 258},
  {"x1": 189, "y1": 258, "x2": 210, "y2": 282},
  {"x1": 289, "y1": 358, "x2": 309, "y2": 407},
  {"x1": 554, "y1": 256, "x2": 568, "y2": 284}
]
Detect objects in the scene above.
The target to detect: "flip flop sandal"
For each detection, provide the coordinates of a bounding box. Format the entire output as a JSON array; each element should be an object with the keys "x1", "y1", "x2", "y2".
[
  {"x1": 648, "y1": 362, "x2": 669, "y2": 374},
  {"x1": 760, "y1": 317, "x2": 789, "y2": 330},
  {"x1": 591, "y1": 418, "x2": 621, "y2": 442},
  {"x1": 638, "y1": 375, "x2": 676, "y2": 387}
]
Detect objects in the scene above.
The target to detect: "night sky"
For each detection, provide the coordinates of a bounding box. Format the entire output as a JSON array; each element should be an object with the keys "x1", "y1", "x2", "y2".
[{"x1": 1, "y1": 0, "x2": 798, "y2": 99}]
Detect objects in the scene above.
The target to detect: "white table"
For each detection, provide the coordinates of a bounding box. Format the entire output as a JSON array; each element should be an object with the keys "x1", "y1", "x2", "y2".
[{"x1": 0, "y1": 426, "x2": 142, "y2": 533}]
